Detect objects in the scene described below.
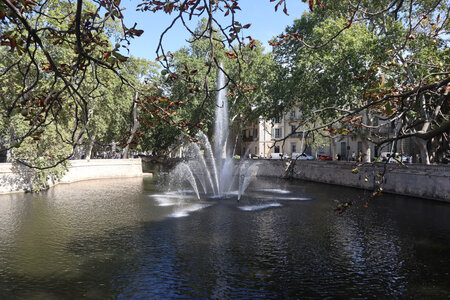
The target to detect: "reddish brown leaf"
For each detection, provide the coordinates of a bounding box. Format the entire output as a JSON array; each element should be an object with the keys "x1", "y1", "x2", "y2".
[
  {"x1": 134, "y1": 29, "x2": 144, "y2": 37},
  {"x1": 225, "y1": 52, "x2": 237, "y2": 59}
]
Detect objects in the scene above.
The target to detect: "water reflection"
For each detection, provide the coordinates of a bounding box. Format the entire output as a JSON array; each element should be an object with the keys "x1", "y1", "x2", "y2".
[{"x1": 0, "y1": 177, "x2": 449, "y2": 298}]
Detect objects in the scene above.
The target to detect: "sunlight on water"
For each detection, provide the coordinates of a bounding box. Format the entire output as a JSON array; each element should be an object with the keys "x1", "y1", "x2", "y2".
[
  {"x1": 169, "y1": 203, "x2": 211, "y2": 218},
  {"x1": 1, "y1": 177, "x2": 450, "y2": 298},
  {"x1": 150, "y1": 193, "x2": 195, "y2": 207},
  {"x1": 226, "y1": 190, "x2": 239, "y2": 195},
  {"x1": 164, "y1": 190, "x2": 196, "y2": 195},
  {"x1": 277, "y1": 197, "x2": 313, "y2": 201},
  {"x1": 153, "y1": 197, "x2": 179, "y2": 207},
  {"x1": 254, "y1": 188, "x2": 291, "y2": 194},
  {"x1": 238, "y1": 203, "x2": 282, "y2": 211}
]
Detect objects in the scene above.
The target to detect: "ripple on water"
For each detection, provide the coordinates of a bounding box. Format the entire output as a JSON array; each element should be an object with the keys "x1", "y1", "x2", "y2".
[
  {"x1": 253, "y1": 188, "x2": 291, "y2": 194},
  {"x1": 150, "y1": 193, "x2": 196, "y2": 206},
  {"x1": 277, "y1": 197, "x2": 312, "y2": 201},
  {"x1": 165, "y1": 190, "x2": 196, "y2": 195},
  {"x1": 169, "y1": 204, "x2": 211, "y2": 218},
  {"x1": 154, "y1": 198, "x2": 179, "y2": 207},
  {"x1": 238, "y1": 203, "x2": 282, "y2": 211}
]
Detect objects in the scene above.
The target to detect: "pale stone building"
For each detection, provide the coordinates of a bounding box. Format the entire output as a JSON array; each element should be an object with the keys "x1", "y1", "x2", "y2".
[{"x1": 238, "y1": 107, "x2": 328, "y2": 158}]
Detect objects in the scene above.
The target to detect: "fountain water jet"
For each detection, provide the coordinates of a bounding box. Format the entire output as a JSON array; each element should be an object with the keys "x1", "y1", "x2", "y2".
[
  {"x1": 171, "y1": 163, "x2": 200, "y2": 199},
  {"x1": 238, "y1": 161, "x2": 259, "y2": 200},
  {"x1": 169, "y1": 65, "x2": 255, "y2": 200}
]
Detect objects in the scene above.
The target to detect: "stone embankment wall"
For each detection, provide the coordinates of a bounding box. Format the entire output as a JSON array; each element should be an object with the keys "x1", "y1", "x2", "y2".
[
  {"x1": 252, "y1": 160, "x2": 450, "y2": 202},
  {"x1": 0, "y1": 159, "x2": 143, "y2": 194}
]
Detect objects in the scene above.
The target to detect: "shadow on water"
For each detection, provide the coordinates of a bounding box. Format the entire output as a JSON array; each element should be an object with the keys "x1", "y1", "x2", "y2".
[{"x1": 0, "y1": 176, "x2": 449, "y2": 298}]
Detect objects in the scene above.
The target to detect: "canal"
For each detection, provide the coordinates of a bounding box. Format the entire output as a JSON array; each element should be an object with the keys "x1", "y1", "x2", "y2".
[{"x1": 0, "y1": 176, "x2": 449, "y2": 298}]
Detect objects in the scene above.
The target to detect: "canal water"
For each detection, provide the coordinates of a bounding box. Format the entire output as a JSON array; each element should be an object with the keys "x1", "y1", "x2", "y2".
[{"x1": 0, "y1": 176, "x2": 449, "y2": 298}]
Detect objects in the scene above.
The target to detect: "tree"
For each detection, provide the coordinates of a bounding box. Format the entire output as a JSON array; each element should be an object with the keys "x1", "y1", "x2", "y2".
[
  {"x1": 2, "y1": 0, "x2": 448, "y2": 168},
  {"x1": 1, "y1": 0, "x2": 132, "y2": 165},
  {"x1": 0, "y1": 0, "x2": 293, "y2": 164},
  {"x1": 138, "y1": 19, "x2": 275, "y2": 155},
  {"x1": 270, "y1": 0, "x2": 449, "y2": 164}
]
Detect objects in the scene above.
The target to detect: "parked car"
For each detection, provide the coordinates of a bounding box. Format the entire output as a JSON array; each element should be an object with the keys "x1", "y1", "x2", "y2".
[
  {"x1": 380, "y1": 152, "x2": 411, "y2": 163},
  {"x1": 318, "y1": 154, "x2": 333, "y2": 161},
  {"x1": 380, "y1": 152, "x2": 395, "y2": 161},
  {"x1": 291, "y1": 153, "x2": 314, "y2": 160},
  {"x1": 269, "y1": 153, "x2": 284, "y2": 160},
  {"x1": 394, "y1": 155, "x2": 412, "y2": 163}
]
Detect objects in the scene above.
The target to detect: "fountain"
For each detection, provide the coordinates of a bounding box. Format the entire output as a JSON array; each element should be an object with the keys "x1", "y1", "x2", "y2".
[{"x1": 169, "y1": 65, "x2": 256, "y2": 200}]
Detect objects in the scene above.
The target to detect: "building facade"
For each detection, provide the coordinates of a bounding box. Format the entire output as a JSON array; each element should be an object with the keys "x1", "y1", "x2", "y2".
[{"x1": 239, "y1": 107, "x2": 327, "y2": 158}]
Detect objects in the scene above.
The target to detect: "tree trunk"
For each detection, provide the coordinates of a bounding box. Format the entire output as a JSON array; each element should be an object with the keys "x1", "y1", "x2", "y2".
[
  {"x1": 111, "y1": 141, "x2": 117, "y2": 158},
  {"x1": 7, "y1": 126, "x2": 14, "y2": 162},
  {"x1": 362, "y1": 111, "x2": 372, "y2": 162},
  {"x1": 72, "y1": 109, "x2": 93, "y2": 160},
  {"x1": 85, "y1": 133, "x2": 96, "y2": 161},
  {"x1": 122, "y1": 92, "x2": 140, "y2": 159},
  {"x1": 396, "y1": 53, "x2": 433, "y2": 165},
  {"x1": 331, "y1": 137, "x2": 337, "y2": 160},
  {"x1": 415, "y1": 137, "x2": 430, "y2": 164},
  {"x1": 361, "y1": 138, "x2": 371, "y2": 163},
  {"x1": 73, "y1": 135, "x2": 85, "y2": 159}
]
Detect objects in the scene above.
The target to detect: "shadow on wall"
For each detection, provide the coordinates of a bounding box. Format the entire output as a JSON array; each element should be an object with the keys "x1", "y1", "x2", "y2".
[{"x1": 0, "y1": 163, "x2": 35, "y2": 193}]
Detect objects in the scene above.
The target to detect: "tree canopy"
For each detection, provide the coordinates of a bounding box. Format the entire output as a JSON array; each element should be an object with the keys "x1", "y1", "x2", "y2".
[
  {"x1": 1, "y1": 0, "x2": 448, "y2": 173},
  {"x1": 270, "y1": 0, "x2": 449, "y2": 163}
]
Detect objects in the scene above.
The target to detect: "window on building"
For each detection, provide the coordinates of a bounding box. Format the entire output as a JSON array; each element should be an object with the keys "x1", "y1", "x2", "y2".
[
  {"x1": 341, "y1": 142, "x2": 347, "y2": 158},
  {"x1": 289, "y1": 111, "x2": 295, "y2": 120},
  {"x1": 273, "y1": 116, "x2": 282, "y2": 124},
  {"x1": 274, "y1": 128, "x2": 282, "y2": 139},
  {"x1": 357, "y1": 141, "x2": 362, "y2": 155},
  {"x1": 291, "y1": 143, "x2": 296, "y2": 153},
  {"x1": 291, "y1": 125, "x2": 296, "y2": 134},
  {"x1": 253, "y1": 128, "x2": 258, "y2": 138},
  {"x1": 274, "y1": 145, "x2": 280, "y2": 153}
]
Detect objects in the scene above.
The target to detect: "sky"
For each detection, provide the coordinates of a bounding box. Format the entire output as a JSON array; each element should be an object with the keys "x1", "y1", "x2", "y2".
[{"x1": 120, "y1": 0, "x2": 308, "y2": 61}]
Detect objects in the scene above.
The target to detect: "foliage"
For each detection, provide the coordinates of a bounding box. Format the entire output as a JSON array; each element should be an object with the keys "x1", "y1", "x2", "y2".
[
  {"x1": 0, "y1": 0, "x2": 160, "y2": 189},
  {"x1": 10, "y1": 118, "x2": 70, "y2": 191},
  {"x1": 146, "y1": 19, "x2": 275, "y2": 149},
  {"x1": 271, "y1": 0, "x2": 449, "y2": 164},
  {"x1": 1, "y1": 0, "x2": 448, "y2": 186}
]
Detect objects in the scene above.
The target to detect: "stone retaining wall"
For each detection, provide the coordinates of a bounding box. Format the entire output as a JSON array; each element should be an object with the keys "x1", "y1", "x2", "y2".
[
  {"x1": 2, "y1": 158, "x2": 448, "y2": 201},
  {"x1": 0, "y1": 159, "x2": 143, "y2": 194},
  {"x1": 251, "y1": 160, "x2": 450, "y2": 202},
  {"x1": 0, "y1": 163, "x2": 34, "y2": 193}
]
